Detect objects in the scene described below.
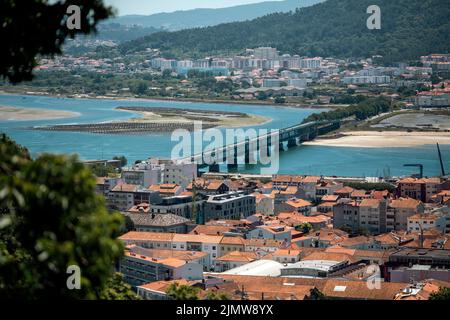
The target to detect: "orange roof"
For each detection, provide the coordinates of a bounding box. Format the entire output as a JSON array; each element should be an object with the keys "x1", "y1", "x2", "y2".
[
  {"x1": 321, "y1": 195, "x2": 339, "y2": 202},
  {"x1": 302, "y1": 251, "x2": 356, "y2": 263},
  {"x1": 112, "y1": 183, "x2": 139, "y2": 192},
  {"x1": 301, "y1": 176, "x2": 321, "y2": 183},
  {"x1": 172, "y1": 233, "x2": 223, "y2": 244},
  {"x1": 215, "y1": 251, "x2": 259, "y2": 262},
  {"x1": 285, "y1": 199, "x2": 312, "y2": 208},
  {"x1": 335, "y1": 186, "x2": 354, "y2": 194},
  {"x1": 273, "y1": 249, "x2": 301, "y2": 256},
  {"x1": 390, "y1": 198, "x2": 421, "y2": 209},
  {"x1": 148, "y1": 184, "x2": 181, "y2": 193},
  {"x1": 359, "y1": 199, "x2": 381, "y2": 208},
  {"x1": 120, "y1": 231, "x2": 174, "y2": 242},
  {"x1": 190, "y1": 225, "x2": 232, "y2": 236},
  {"x1": 220, "y1": 236, "x2": 246, "y2": 245}
]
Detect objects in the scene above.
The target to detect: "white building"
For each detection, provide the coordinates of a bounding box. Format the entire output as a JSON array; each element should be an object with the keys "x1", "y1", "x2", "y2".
[{"x1": 254, "y1": 47, "x2": 278, "y2": 60}]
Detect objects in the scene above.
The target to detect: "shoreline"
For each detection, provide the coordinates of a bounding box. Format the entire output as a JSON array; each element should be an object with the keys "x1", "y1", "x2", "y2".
[
  {"x1": 0, "y1": 89, "x2": 330, "y2": 110},
  {"x1": 303, "y1": 131, "x2": 450, "y2": 148}
]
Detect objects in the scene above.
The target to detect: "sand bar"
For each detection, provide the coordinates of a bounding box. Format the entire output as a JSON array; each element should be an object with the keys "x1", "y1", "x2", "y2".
[
  {"x1": 0, "y1": 106, "x2": 80, "y2": 121},
  {"x1": 303, "y1": 131, "x2": 450, "y2": 148}
]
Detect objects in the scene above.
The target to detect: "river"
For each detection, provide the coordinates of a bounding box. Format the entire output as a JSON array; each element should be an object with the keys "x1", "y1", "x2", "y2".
[{"x1": 0, "y1": 93, "x2": 448, "y2": 177}]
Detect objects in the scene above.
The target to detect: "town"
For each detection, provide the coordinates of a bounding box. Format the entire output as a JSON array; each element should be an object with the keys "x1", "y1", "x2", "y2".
[
  {"x1": 13, "y1": 47, "x2": 450, "y2": 108},
  {"x1": 88, "y1": 156, "x2": 450, "y2": 300}
]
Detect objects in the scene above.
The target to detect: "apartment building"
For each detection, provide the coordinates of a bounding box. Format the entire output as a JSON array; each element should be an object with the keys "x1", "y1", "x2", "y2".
[
  {"x1": 172, "y1": 234, "x2": 222, "y2": 263},
  {"x1": 120, "y1": 250, "x2": 203, "y2": 287},
  {"x1": 107, "y1": 184, "x2": 161, "y2": 211},
  {"x1": 359, "y1": 199, "x2": 388, "y2": 234},
  {"x1": 397, "y1": 177, "x2": 442, "y2": 203},
  {"x1": 122, "y1": 161, "x2": 161, "y2": 187},
  {"x1": 149, "y1": 195, "x2": 205, "y2": 220},
  {"x1": 407, "y1": 214, "x2": 447, "y2": 233},
  {"x1": 204, "y1": 191, "x2": 256, "y2": 220},
  {"x1": 388, "y1": 198, "x2": 425, "y2": 231},
  {"x1": 95, "y1": 176, "x2": 120, "y2": 196},
  {"x1": 333, "y1": 201, "x2": 360, "y2": 233}
]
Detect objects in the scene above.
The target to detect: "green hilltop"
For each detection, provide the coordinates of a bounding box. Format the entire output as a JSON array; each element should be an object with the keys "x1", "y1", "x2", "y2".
[{"x1": 120, "y1": 0, "x2": 450, "y2": 62}]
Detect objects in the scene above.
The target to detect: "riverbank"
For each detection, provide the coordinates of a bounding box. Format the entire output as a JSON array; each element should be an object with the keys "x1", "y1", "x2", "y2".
[
  {"x1": 303, "y1": 131, "x2": 450, "y2": 148},
  {"x1": 0, "y1": 105, "x2": 80, "y2": 121},
  {"x1": 0, "y1": 89, "x2": 332, "y2": 109}
]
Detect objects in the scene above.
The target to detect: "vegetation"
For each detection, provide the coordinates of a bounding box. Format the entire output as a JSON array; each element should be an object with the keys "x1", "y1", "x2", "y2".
[
  {"x1": 296, "y1": 222, "x2": 313, "y2": 234},
  {"x1": 0, "y1": 0, "x2": 113, "y2": 83},
  {"x1": 0, "y1": 134, "x2": 128, "y2": 299},
  {"x1": 343, "y1": 182, "x2": 396, "y2": 193},
  {"x1": 120, "y1": 0, "x2": 450, "y2": 63},
  {"x1": 166, "y1": 283, "x2": 200, "y2": 300},
  {"x1": 113, "y1": 155, "x2": 128, "y2": 167},
  {"x1": 90, "y1": 164, "x2": 118, "y2": 177},
  {"x1": 304, "y1": 287, "x2": 327, "y2": 300},
  {"x1": 302, "y1": 97, "x2": 391, "y2": 123},
  {"x1": 429, "y1": 287, "x2": 450, "y2": 300},
  {"x1": 205, "y1": 291, "x2": 231, "y2": 300},
  {"x1": 99, "y1": 273, "x2": 141, "y2": 300}
]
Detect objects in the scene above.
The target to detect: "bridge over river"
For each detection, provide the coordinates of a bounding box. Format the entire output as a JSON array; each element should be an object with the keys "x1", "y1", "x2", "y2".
[{"x1": 179, "y1": 120, "x2": 341, "y2": 172}]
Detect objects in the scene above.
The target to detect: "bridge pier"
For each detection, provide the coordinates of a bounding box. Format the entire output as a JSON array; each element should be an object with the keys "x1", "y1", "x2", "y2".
[
  {"x1": 287, "y1": 138, "x2": 298, "y2": 148},
  {"x1": 209, "y1": 164, "x2": 220, "y2": 173}
]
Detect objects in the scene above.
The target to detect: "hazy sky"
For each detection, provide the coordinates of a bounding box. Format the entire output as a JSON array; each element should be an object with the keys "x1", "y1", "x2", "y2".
[{"x1": 104, "y1": 0, "x2": 281, "y2": 16}]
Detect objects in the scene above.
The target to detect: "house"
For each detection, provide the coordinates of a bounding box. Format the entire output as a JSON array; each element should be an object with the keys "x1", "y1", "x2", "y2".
[
  {"x1": 247, "y1": 225, "x2": 292, "y2": 245},
  {"x1": 407, "y1": 213, "x2": 447, "y2": 233},
  {"x1": 214, "y1": 251, "x2": 260, "y2": 272},
  {"x1": 219, "y1": 236, "x2": 246, "y2": 257},
  {"x1": 252, "y1": 192, "x2": 275, "y2": 216},
  {"x1": 172, "y1": 234, "x2": 222, "y2": 262},
  {"x1": 186, "y1": 179, "x2": 229, "y2": 195},
  {"x1": 272, "y1": 249, "x2": 302, "y2": 264},
  {"x1": 278, "y1": 212, "x2": 330, "y2": 230},
  {"x1": 388, "y1": 197, "x2": 425, "y2": 231},
  {"x1": 148, "y1": 183, "x2": 183, "y2": 197},
  {"x1": 277, "y1": 198, "x2": 312, "y2": 215}
]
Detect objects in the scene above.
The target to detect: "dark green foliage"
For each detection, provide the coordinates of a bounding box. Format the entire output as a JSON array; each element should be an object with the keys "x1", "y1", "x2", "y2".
[
  {"x1": 120, "y1": 0, "x2": 450, "y2": 63},
  {"x1": 166, "y1": 283, "x2": 200, "y2": 300},
  {"x1": 296, "y1": 222, "x2": 313, "y2": 233},
  {"x1": 331, "y1": 95, "x2": 368, "y2": 104},
  {"x1": 99, "y1": 273, "x2": 141, "y2": 300},
  {"x1": 0, "y1": 134, "x2": 125, "y2": 299},
  {"x1": 0, "y1": 0, "x2": 113, "y2": 83},
  {"x1": 304, "y1": 287, "x2": 327, "y2": 300},
  {"x1": 344, "y1": 182, "x2": 396, "y2": 193},
  {"x1": 90, "y1": 164, "x2": 117, "y2": 177},
  {"x1": 303, "y1": 97, "x2": 391, "y2": 123},
  {"x1": 429, "y1": 287, "x2": 450, "y2": 300},
  {"x1": 205, "y1": 291, "x2": 231, "y2": 300},
  {"x1": 113, "y1": 155, "x2": 128, "y2": 167}
]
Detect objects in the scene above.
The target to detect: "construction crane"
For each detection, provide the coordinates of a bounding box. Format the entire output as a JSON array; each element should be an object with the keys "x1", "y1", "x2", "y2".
[
  {"x1": 436, "y1": 143, "x2": 448, "y2": 177},
  {"x1": 403, "y1": 164, "x2": 423, "y2": 179}
]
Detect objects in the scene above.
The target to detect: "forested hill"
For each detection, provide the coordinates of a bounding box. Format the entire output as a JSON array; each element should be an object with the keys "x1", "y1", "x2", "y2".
[
  {"x1": 120, "y1": 0, "x2": 450, "y2": 62},
  {"x1": 112, "y1": 0, "x2": 323, "y2": 31}
]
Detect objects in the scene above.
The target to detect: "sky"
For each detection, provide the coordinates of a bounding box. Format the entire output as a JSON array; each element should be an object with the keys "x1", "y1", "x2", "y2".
[{"x1": 104, "y1": 0, "x2": 281, "y2": 16}]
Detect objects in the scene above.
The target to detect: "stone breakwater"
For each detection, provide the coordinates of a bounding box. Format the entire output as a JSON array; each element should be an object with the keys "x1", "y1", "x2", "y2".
[{"x1": 33, "y1": 122, "x2": 217, "y2": 134}]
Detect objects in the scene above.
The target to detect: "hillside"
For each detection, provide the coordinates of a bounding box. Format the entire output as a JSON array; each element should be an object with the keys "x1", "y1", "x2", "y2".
[
  {"x1": 120, "y1": 0, "x2": 450, "y2": 62},
  {"x1": 112, "y1": 0, "x2": 323, "y2": 31}
]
